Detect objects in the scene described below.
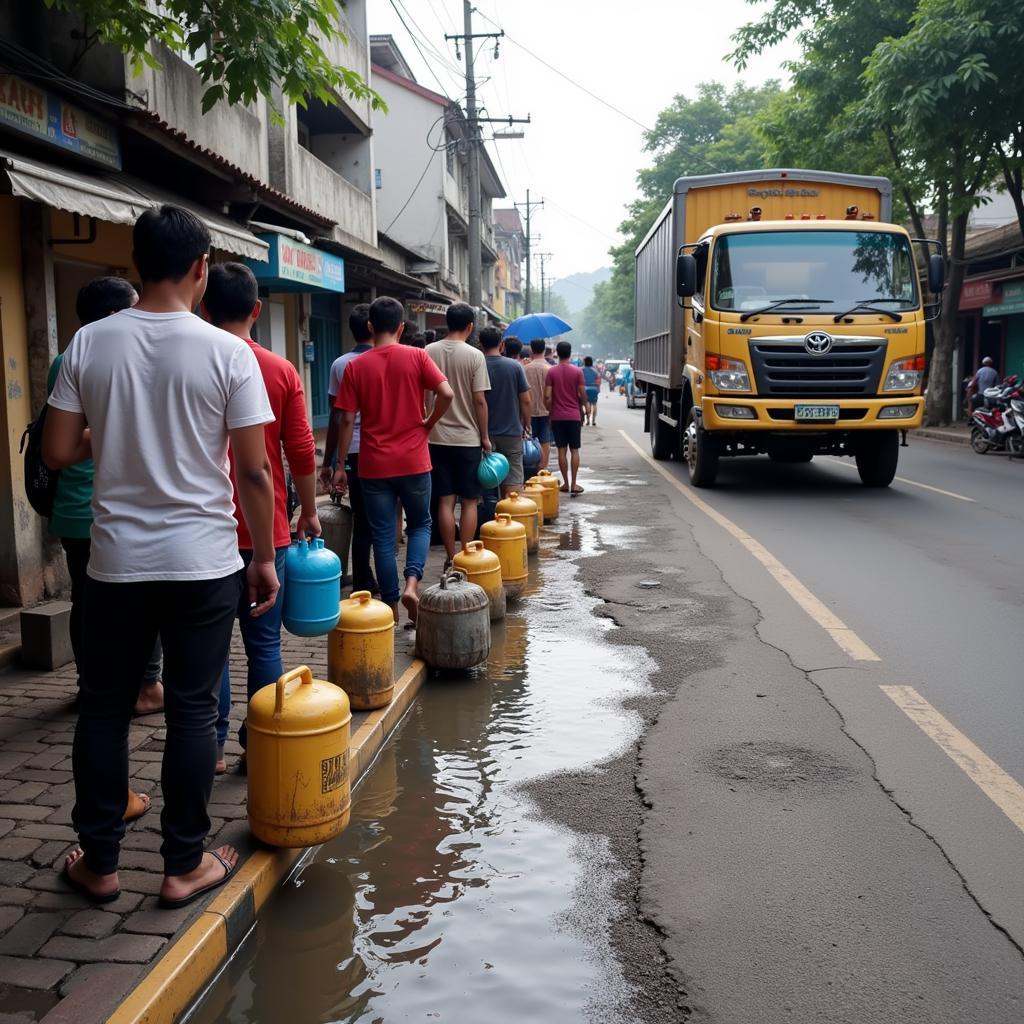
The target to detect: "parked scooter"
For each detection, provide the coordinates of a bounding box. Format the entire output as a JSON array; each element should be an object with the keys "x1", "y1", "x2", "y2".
[{"x1": 971, "y1": 376, "x2": 1024, "y2": 456}]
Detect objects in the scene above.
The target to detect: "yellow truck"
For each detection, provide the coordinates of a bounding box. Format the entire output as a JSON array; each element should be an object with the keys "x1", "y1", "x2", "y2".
[{"x1": 633, "y1": 169, "x2": 945, "y2": 486}]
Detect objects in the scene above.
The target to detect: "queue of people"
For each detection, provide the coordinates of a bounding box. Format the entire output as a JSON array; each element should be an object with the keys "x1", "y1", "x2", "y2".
[{"x1": 37, "y1": 202, "x2": 597, "y2": 911}]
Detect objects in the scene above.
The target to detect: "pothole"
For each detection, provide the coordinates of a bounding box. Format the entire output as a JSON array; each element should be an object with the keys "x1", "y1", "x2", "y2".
[{"x1": 702, "y1": 740, "x2": 856, "y2": 791}]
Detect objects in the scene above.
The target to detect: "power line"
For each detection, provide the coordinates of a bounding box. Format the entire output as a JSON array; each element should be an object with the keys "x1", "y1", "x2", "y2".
[
  {"x1": 383, "y1": 147, "x2": 440, "y2": 234},
  {"x1": 388, "y1": 0, "x2": 460, "y2": 99},
  {"x1": 393, "y1": 0, "x2": 466, "y2": 83},
  {"x1": 473, "y1": 9, "x2": 653, "y2": 134}
]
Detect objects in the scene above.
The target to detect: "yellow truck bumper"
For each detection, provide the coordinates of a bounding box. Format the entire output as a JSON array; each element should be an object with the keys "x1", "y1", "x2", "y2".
[{"x1": 701, "y1": 396, "x2": 924, "y2": 431}]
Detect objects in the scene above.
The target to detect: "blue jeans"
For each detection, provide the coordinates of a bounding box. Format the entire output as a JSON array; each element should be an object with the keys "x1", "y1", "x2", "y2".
[
  {"x1": 361, "y1": 472, "x2": 431, "y2": 605},
  {"x1": 217, "y1": 546, "x2": 288, "y2": 750}
]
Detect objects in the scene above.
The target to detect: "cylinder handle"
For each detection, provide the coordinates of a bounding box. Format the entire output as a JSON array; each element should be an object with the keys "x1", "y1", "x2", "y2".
[
  {"x1": 350, "y1": 590, "x2": 372, "y2": 605},
  {"x1": 496, "y1": 513, "x2": 511, "y2": 524},
  {"x1": 465, "y1": 540, "x2": 482, "y2": 553},
  {"x1": 440, "y1": 569, "x2": 466, "y2": 590},
  {"x1": 274, "y1": 665, "x2": 313, "y2": 716}
]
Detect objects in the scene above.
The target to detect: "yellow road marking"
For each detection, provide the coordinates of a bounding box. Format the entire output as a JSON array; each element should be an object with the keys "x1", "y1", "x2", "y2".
[
  {"x1": 881, "y1": 685, "x2": 1024, "y2": 833},
  {"x1": 620, "y1": 431, "x2": 879, "y2": 661},
  {"x1": 826, "y1": 458, "x2": 975, "y2": 503}
]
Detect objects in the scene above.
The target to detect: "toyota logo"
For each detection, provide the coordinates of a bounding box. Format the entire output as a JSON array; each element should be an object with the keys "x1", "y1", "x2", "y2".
[{"x1": 804, "y1": 331, "x2": 834, "y2": 355}]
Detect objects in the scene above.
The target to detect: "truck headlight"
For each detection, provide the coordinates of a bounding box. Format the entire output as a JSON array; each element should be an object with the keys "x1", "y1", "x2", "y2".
[
  {"x1": 884, "y1": 355, "x2": 925, "y2": 392},
  {"x1": 707, "y1": 355, "x2": 751, "y2": 392}
]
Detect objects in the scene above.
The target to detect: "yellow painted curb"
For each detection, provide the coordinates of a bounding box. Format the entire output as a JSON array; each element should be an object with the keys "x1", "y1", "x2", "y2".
[{"x1": 108, "y1": 659, "x2": 429, "y2": 1024}]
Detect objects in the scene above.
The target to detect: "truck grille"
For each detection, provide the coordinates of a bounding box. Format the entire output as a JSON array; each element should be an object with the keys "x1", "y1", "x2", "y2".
[{"x1": 748, "y1": 337, "x2": 887, "y2": 397}]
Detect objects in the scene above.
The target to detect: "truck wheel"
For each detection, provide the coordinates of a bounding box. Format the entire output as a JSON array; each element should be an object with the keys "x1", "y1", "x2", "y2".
[
  {"x1": 854, "y1": 431, "x2": 899, "y2": 487},
  {"x1": 683, "y1": 408, "x2": 718, "y2": 486},
  {"x1": 649, "y1": 393, "x2": 673, "y2": 461}
]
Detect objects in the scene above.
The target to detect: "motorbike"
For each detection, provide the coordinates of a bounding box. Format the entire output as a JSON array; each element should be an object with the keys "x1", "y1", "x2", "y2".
[{"x1": 971, "y1": 376, "x2": 1024, "y2": 456}]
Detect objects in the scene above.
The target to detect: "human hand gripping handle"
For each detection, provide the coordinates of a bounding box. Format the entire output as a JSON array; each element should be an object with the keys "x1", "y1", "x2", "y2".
[
  {"x1": 331, "y1": 466, "x2": 349, "y2": 497},
  {"x1": 247, "y1": 559, "x2": 280, "y2": 618}
]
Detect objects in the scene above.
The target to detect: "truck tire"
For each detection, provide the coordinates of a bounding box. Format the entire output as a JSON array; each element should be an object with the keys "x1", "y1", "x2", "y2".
[
  {"x1": 854, "y1": 431, "x2": 899, "y2": 487},
  {"x1": 649, "y1": 393, "x2": 673, "y2": 461},
  {"x1": 683, "y1": 407, "x2": 718, "y2": 486}
]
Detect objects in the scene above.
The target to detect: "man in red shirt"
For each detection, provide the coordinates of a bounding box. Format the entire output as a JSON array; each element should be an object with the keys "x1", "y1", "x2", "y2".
[
  {"x1": 333, "y1": 297, "x2": 454, "y2": 625},
  {"x1": 201, "y1": 263, "x2": 320, "y2": 770},
  {"x1": 545, "y1": 339, "x2": 588, "y2": 496}
]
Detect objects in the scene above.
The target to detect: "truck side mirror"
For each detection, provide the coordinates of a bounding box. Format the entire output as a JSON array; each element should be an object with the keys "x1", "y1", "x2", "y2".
[
  {"x1": 676, "y1": 254, "x2": 697, "y2": 298},
  {"x1": 927, "y1": 253, "x2": 945, "y2": 293}
]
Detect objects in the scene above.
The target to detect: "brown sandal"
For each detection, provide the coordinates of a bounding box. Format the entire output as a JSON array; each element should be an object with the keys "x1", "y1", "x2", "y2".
[{"x1": 123, "y1": 789, "x2": 151, "y2": 823}]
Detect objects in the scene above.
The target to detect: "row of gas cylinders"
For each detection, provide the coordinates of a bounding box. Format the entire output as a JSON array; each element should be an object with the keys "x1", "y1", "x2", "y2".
[{"x1": 248, "y1": 470, "x2": 564, "y2": 849}]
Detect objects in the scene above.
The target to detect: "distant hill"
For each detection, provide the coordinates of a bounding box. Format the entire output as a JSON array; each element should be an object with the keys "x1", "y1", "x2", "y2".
[{"x1": 550, "y1": 266, "x2": 610, "y2": 317}]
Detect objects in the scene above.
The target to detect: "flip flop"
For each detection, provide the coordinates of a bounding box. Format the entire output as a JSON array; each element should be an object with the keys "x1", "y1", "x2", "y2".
[
  {"x1": 62, "y1": 850, "x2": 121, "y2": 905},
  {"x1": 570, "y1": 487, "x2": 585, "y2": 496},
  {"x1": 158, "y1": 850, "x2": 237, "y2": 910},
  {"x1": 559, "y1": 485, "x2": 570, "y2": 493},
  {"x1": 123, "y1": 790, "x2": 151, "y2": 823}
]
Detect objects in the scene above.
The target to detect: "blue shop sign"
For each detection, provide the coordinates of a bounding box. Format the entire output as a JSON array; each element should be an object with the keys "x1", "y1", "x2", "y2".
[
  {"x1": 247, "y1": 234, "x2": 345, "y2": 293},
  {"x1": 0, "y1": 74, "x2": 121, "y2": 170}
]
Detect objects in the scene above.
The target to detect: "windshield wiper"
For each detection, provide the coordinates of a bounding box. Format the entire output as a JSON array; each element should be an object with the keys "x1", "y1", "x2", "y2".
[
  {"x1": 833, "y1": 300, "x2": 903, "y2": 323},
  {"x1": 739, "y1": 298, "x2": 834, "y2": 322}
]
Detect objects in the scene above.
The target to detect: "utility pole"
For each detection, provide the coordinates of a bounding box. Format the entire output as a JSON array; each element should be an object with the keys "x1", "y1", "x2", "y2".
[
  {"x1": 516, "y1": 189, "x2": 544, "y2": 314},
  {"x1": 447, "y1": 8, "x2": 527, "y2": 320},
  {"x1": 536, "y1": 252, "x2": 553, "y2": 311}
]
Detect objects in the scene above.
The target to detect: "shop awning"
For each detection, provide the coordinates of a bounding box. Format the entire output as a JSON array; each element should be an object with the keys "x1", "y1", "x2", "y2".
[{"x1": 0, "y1": 149, "x2": 268, "y2": 262}]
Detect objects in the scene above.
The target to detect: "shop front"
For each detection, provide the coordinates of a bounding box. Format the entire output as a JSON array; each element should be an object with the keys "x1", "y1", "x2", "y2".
[
  {"x1": 247, "y1": 233, "x2": 346, "y2": 428},
  {"x1": 407, "y1": 298, "x2": 451, "y2": 332}
]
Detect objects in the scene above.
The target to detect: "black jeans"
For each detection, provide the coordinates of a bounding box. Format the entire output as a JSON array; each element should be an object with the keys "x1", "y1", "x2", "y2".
[
  {"x1": 345, "y1": 453, "x2": 378, "y2": 594},
  {"x1": 73, "y1": 572, "x2": 242, "y2": 875},
  {"x1": 61, "y1": 537, "x2": 162, "y2": 683}
]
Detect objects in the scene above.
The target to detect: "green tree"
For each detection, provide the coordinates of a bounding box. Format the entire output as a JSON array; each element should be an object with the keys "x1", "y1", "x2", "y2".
[
  {"x1": 44, "y1": 0, "x2": 383, "y2": 114},
  {"x1": 733, "y1": 0, "x2": 1024, "y2": 424},
  {"x1": 580, "y1": 81, "x2": 781, "y2": 345}
]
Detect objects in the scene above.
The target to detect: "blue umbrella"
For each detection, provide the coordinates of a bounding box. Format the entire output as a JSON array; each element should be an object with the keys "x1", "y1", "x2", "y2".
[{"x1": 503, "y1": 312, "x2": 573, "y2": 343}]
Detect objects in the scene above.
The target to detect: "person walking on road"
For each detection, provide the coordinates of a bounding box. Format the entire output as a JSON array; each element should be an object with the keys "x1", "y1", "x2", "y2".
[
  {"x1": 480, "y1": 327, "x2": 531, "y2": 498},
  {"x1": 425, "y1": 303, "x2": 491, "y2": 567},
  {"x1": 44, "y1": 205, "x2": 279, "y2": 908},
  {"x1": 582, "y1": 356, "x2": 600, "y2": 426},
  {"x1": 545, "y1": 340, "x2": 587, "y2": 496},
  {"x1": 321, "y1": 304, "x2": 377, "y2": 596},
  {"x1": 968, "y1": 356, "x2": 999, "y2": 414},
  {"x1": 202, "y1": 263, "x2": 320, "y2": 775},
  {"x1": 47, "y1": 277, "x2": 161, "y2": 824},
  {"x1": 332, "y1": 297, "x2": 454, "y2": 625},
  {"x1": 525, "y1": 339, "x2": 553, "y2": 470}
]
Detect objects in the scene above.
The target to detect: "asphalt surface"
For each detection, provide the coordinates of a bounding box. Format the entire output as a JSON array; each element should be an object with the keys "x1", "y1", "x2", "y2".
[{"x1": 563, "y1": 400, "x2": 1024, "y2": 1023}]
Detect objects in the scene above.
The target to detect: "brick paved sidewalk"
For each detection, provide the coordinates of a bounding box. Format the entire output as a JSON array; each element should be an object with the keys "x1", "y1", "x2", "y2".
[{"x1": 0, "y1": 616, "x2": 417, "y2": 1023}]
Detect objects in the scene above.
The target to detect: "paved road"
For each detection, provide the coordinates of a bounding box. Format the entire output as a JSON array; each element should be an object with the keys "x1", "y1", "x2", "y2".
[{"x1": 575, "y1": 400, "x2": 1024, "y2": 1021}]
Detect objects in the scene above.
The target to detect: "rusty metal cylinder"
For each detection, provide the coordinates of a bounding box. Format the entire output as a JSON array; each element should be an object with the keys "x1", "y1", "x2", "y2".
[
  {"x1": 415, "y1": 571, "x2": 491, "y2": 670},
  {"x1": 328, "y1": 590, "x2": 395, "y2": 710}
]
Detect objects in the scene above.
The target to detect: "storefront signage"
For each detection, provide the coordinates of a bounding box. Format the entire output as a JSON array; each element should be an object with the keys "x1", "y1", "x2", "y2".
[
  {"x1": 960, "y1": 279, "x2": 994, "y2": 310},
  {"x1": 249, "y1": 234, "x2": 345, "y2": 293},
  {"x1": 982, "y1": 278, "x2": 1024, "y2": 318},
  {"x1": 0, "y1": 74, "x2": 121, "y2": 170},
  {"x1": 408, "y1": 300, "x2": 449, "y2": 315}
]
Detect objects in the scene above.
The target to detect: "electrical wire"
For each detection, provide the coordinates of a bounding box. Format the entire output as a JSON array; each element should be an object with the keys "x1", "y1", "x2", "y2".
[
  {"x1": 383, "y1": 147, "x2": 440, "y2": 234},
  {"x1": 387, "y1": 0, "x2": 461, "y2": 99}
]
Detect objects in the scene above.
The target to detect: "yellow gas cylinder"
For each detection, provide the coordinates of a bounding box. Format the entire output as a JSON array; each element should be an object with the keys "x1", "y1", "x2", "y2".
[
  {"x1": 453, "y1": 540, "x2": 506, "y2": 621},
  {"x1": 480, "y1": 513, "x2": 528, "y2": 598},
  {"x1": 247, "y1": 666, "x2": 352, "y2": 848},
  {"x1": 521, "y1": 483, "x2": 547, "y2": 539},
  {"x1": 328, "y1": 591, "x2": 395, "y2": 710},
  {"x1": 495, "y1": 491, "x2": 541, "y2": 555},
  {"x1": 527, "y1": 470, "x2": 560, "y2": 523}
]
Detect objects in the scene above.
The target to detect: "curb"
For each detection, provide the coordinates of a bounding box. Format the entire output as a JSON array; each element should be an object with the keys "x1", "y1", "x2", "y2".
[
  {"x1": 107, "y1": 658, "x2": 429, "y2": 1024},
  {"x1": 0, "y1": 643, "x2": 20, "y2": 671},
  {"x1": 915, "y1": 428, "x2": 969, "y2": 446}
]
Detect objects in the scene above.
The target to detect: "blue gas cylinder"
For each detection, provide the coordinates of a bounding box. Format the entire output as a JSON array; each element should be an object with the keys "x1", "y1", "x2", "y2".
[
  {"x1": 522, "y1": 437, "x2": 541, "y2": 472},
  {"x1": 282, "y1": 538, "x2": 341, "y2": 637}
]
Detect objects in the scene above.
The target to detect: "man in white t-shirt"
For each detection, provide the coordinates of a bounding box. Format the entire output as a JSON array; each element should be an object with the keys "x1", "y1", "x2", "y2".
[
  {"x1": 44, "y1": 205, "x2": 278, "y2": 910},
  {"x1": 319, "y1": 303, "x2": 376, "y2": 594}
]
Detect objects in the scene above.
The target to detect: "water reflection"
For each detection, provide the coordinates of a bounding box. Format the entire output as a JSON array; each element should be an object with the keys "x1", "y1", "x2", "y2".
[{"x1": 189, "y1": 506, "x2": 652, "y2": 1024}]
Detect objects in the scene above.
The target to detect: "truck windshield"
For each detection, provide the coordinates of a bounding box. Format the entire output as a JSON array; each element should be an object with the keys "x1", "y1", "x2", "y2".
[{"x1": 710, "y1": 231, "x2": 919, "y2": 313}]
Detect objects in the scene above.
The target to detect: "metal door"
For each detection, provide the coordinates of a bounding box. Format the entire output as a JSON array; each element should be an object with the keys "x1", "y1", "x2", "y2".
[{"x1": 309, "y1": 294, "x2": 342, "y2": 428}]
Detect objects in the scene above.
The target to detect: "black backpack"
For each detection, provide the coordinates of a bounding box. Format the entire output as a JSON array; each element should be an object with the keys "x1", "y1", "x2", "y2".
[{"x1": 19, "y1": 405, "x2": 60, "y2": 518}]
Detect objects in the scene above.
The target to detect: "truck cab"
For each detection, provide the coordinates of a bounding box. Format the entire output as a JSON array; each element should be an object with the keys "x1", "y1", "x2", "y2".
[{"x1": 634, "y1": 170, "x2": 944, "y2": 487}]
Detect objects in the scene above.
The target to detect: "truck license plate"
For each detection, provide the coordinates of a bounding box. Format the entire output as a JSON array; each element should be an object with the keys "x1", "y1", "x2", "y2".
[{"x1": 794, "y1": 404, "x2": 840, "y2": 421}]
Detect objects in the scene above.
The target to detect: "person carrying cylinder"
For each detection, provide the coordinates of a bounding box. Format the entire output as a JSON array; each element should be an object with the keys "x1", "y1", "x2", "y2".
[
  {"x1": 332, "y1": 297, "x2": 454, "y2": 626},
  {"x1": 201, "y1": 262, "x2": 321, "y2": 774}
]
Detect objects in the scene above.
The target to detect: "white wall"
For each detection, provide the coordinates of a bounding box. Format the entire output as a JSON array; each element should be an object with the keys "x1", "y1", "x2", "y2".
[{"x1": 372, "y1": 74, "x2": 448, "y2": 265}]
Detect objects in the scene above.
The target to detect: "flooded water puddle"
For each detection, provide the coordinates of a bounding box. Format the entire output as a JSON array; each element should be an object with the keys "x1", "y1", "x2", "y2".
[{"x1": 188, "y1": 493, "x2": 654, "y2": 1024}]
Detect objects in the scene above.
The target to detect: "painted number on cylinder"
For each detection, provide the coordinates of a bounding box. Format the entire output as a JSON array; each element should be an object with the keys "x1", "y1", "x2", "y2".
[{"x1": 320, "y1": 753, "x2": 347, "y2": 793}]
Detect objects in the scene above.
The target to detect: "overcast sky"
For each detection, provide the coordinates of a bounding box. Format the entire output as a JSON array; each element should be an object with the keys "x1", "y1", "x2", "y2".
[{"x1": 370, "y1": 0, "x2": 799, "y2": 289}]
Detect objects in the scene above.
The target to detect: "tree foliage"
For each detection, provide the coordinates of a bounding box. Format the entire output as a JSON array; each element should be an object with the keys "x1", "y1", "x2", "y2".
[
  {"x1": 44, "y1": 0, "x2": 384, "y2": 115},
  {"x1": 580, "y1": 81, "x2": 782, "y2": 348}
]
